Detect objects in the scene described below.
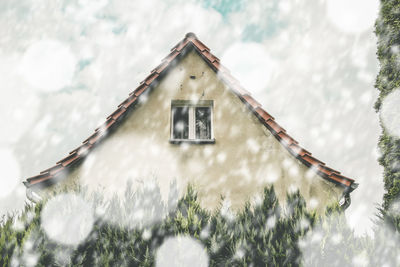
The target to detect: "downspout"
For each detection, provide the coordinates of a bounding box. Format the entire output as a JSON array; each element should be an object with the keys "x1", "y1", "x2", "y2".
[
  {"x1": 24, "y1": 182, "x2": 42, "y2": 203},
  {"x1": 339, "y1": 182, "x2": 358, "y2": 210}
]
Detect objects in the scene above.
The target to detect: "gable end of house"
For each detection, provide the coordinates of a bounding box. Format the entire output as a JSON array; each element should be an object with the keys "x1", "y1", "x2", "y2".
[{"x1": 23, "y1": 32, "x2": 358, "y2": 209}]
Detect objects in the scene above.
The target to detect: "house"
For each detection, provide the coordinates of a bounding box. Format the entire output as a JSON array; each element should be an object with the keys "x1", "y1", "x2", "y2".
[{"x1": 23, "y1": 33, "x2": 357, "y2": 212}]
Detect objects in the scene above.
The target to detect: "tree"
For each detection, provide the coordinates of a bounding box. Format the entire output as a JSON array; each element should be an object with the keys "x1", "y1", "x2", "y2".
[{"x1": 375, "y1": 0, "x2": 400, "y2": 216}]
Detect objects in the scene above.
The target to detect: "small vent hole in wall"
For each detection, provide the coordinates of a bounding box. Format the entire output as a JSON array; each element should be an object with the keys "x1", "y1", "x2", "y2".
[{"x1": 190, "y1": 75, "x2": 196, "y2": 79}]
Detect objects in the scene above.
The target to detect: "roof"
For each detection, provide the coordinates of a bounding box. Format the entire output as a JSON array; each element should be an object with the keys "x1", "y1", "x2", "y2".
[{"x1": 24, "y1": 32, "x2": 358, "y2": 193}]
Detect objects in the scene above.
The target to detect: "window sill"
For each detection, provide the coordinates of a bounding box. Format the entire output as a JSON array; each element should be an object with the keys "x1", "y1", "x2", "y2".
[{"x1": 169, "y1": 138, "x2": 216, "y2": 144}]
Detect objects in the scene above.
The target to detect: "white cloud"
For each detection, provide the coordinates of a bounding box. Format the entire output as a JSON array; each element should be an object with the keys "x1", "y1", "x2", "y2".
[
  {"x1": 220, "y1": 42, "x2": 275, "y2": 95},
  {"x1": 0, "y1": 52, "x2": 40, "y2": 145},
  {"x1": 156, "y1": 236, "x2": 208, "y2": 267},
  {"x1": 41, "y1": 193, "x2": 94, "y2": 246},
  {"x1": 0, "y1": 148, "x2": 21, "y2": 197},
  {"x1": 380, "y1": 89, "x2": 400, "y2": 138},
  {"x1": 326, "y1": 0, "x2": 379, "y2": 34},
  {"x1": 65, "y1": 0, "x2": 109, "y2": 24},
  {"x1": 19, "y1": 40, "x2": 77, "y2": 92}
]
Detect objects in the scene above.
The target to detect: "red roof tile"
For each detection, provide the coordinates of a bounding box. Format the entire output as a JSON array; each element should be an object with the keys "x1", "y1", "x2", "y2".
[
  {"x1": 106, "y1": 107, "x2": 126, "y2": 121},
  {"x1": 277, "y1": 132, "x2": 298, "y2": 146},
  {"x1": 302, "y1": 154, "x2": 325, "y2": 166},
  {"x1": 162, "y1": 50, "x2": 180, "y2": 63},
  {"x1": 142, "y1": 72, "x2": 159, "y2": 86},
  {"x1": 220, "y1": 73, "x2": 241, "y2": 88},
  {"x1": 132, "y1": 84, "x2": 149, "y2": 97},
  {"x1": 172, "y1": 38, "x2": 191, "y2": 52},
  {"x1": 317, "y1": 165, "x2": 339, "y2": 176},
  {"x1": 329, "y1": 173, "x2": 352, "y2": 187},
  {"x1": 40, "y1": 164, "x2": 64, "y2": 175},
  {"x1": 26, "y1": 173, "x2": 52, "y2": 185},
  {"x1": 151, "y1": 61, "x2": 169, "y2": 74},
  {"x1": 69, "y1": 143, "x2": 92, "y2": 156},
  {"x1": 118, "y1": 96, "x2": 137, "y2": 109},
  {"x1": 254, "y1": 107, "x2": 275, "y2": 122},
  {"x1": 234, "y1": 86, "x2": 251, "y2": 96},
  {"x1": 191, "y1": 38, "x2": 210, "y2": 52},
  {"x1": 56, "y1": 152, "x2": 80, "y2": 167},
  {"x1": 201, "y1": 50, "x2": 219, "y2": 63},
  {"x1": 241, "y1": 95, "x2": 261, "y2": 109},
  {"x1": 28, "y1": 177, "x2": 50, "y2": 185},
  {"x1": 289, "y1": 143, "x2": 310, "y2": 157},
  {"x1": 211, "y1": 61, "x2": 230, "y2": 74},
  {"x1": 95, "y1": 118, "x2": 116, "y2": 132},
  {"x1": 24, "y1": 32, "x2": 357, "y2": 191},
  {"x1": 321, "y1": 165, "x2": 341, "y2": 174},
  {"x1": 265, "y1": 120, "x2": 286, "y2": 134},
  {"x1": 84, "y1": 132, "x2": 103, "y2": 145}
]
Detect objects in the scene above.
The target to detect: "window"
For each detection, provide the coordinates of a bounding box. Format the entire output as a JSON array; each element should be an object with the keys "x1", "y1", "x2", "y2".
[
  {"x1": 170, "y1": 100, "x2": 214, "y2": 143},
  {"x1": 172, "y1": 106, "x2": 189, "y2": 139}
]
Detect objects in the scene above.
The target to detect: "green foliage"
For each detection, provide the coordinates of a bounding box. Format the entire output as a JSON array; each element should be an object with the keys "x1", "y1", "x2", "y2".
[
  {"x1": 1, "y1": 185, "x2": 320, "y2": 266},
  {"x1": 375, "y1": 0, "x2": 400, "y2": 211},
  {"x1": 2, "y1": 183, "x2": 400, "y2": 266},
  {"x1": 300, "y1": 204, "x2": 370, "y2": 267}
]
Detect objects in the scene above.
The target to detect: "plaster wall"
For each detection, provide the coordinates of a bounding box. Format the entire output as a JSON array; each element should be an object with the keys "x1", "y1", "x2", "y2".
[{"x1": 45, "y1": 49, "x2": 344, "y2": 213}]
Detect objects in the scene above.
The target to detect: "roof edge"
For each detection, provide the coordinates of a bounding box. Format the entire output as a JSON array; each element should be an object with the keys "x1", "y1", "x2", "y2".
[{"x1": 24, "y1": 32, "x2": 357, "y2": 192}]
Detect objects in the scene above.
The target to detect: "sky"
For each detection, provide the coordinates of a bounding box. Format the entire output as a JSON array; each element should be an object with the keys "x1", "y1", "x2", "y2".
[{"x1": 0, "y1": 0, "x2": 381, "y2": 235}]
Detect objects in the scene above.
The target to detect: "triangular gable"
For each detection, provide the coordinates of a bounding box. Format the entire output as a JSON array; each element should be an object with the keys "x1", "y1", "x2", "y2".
[{"x1": 24, "y1": 32, "x2": 357, "y2": 194}]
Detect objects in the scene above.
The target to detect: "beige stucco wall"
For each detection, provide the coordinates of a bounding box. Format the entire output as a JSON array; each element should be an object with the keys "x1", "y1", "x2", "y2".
[{"x1": 43, "y1": 49, "x2": 344, "y2": 213}]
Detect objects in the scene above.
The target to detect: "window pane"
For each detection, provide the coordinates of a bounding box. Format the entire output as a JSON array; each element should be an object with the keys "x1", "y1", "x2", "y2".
[
  {"x1": 195, "y1": 107, "x2": 211, "y2": 139},
  {"x1": 173, "y1": 107, "x2": 189, "y2": 139}
]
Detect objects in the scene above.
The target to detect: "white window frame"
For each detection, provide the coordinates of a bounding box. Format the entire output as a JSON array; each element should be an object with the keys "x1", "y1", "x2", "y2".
[{"x1": 170, "y1": 100, "x2": 215, "y2": 144}]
